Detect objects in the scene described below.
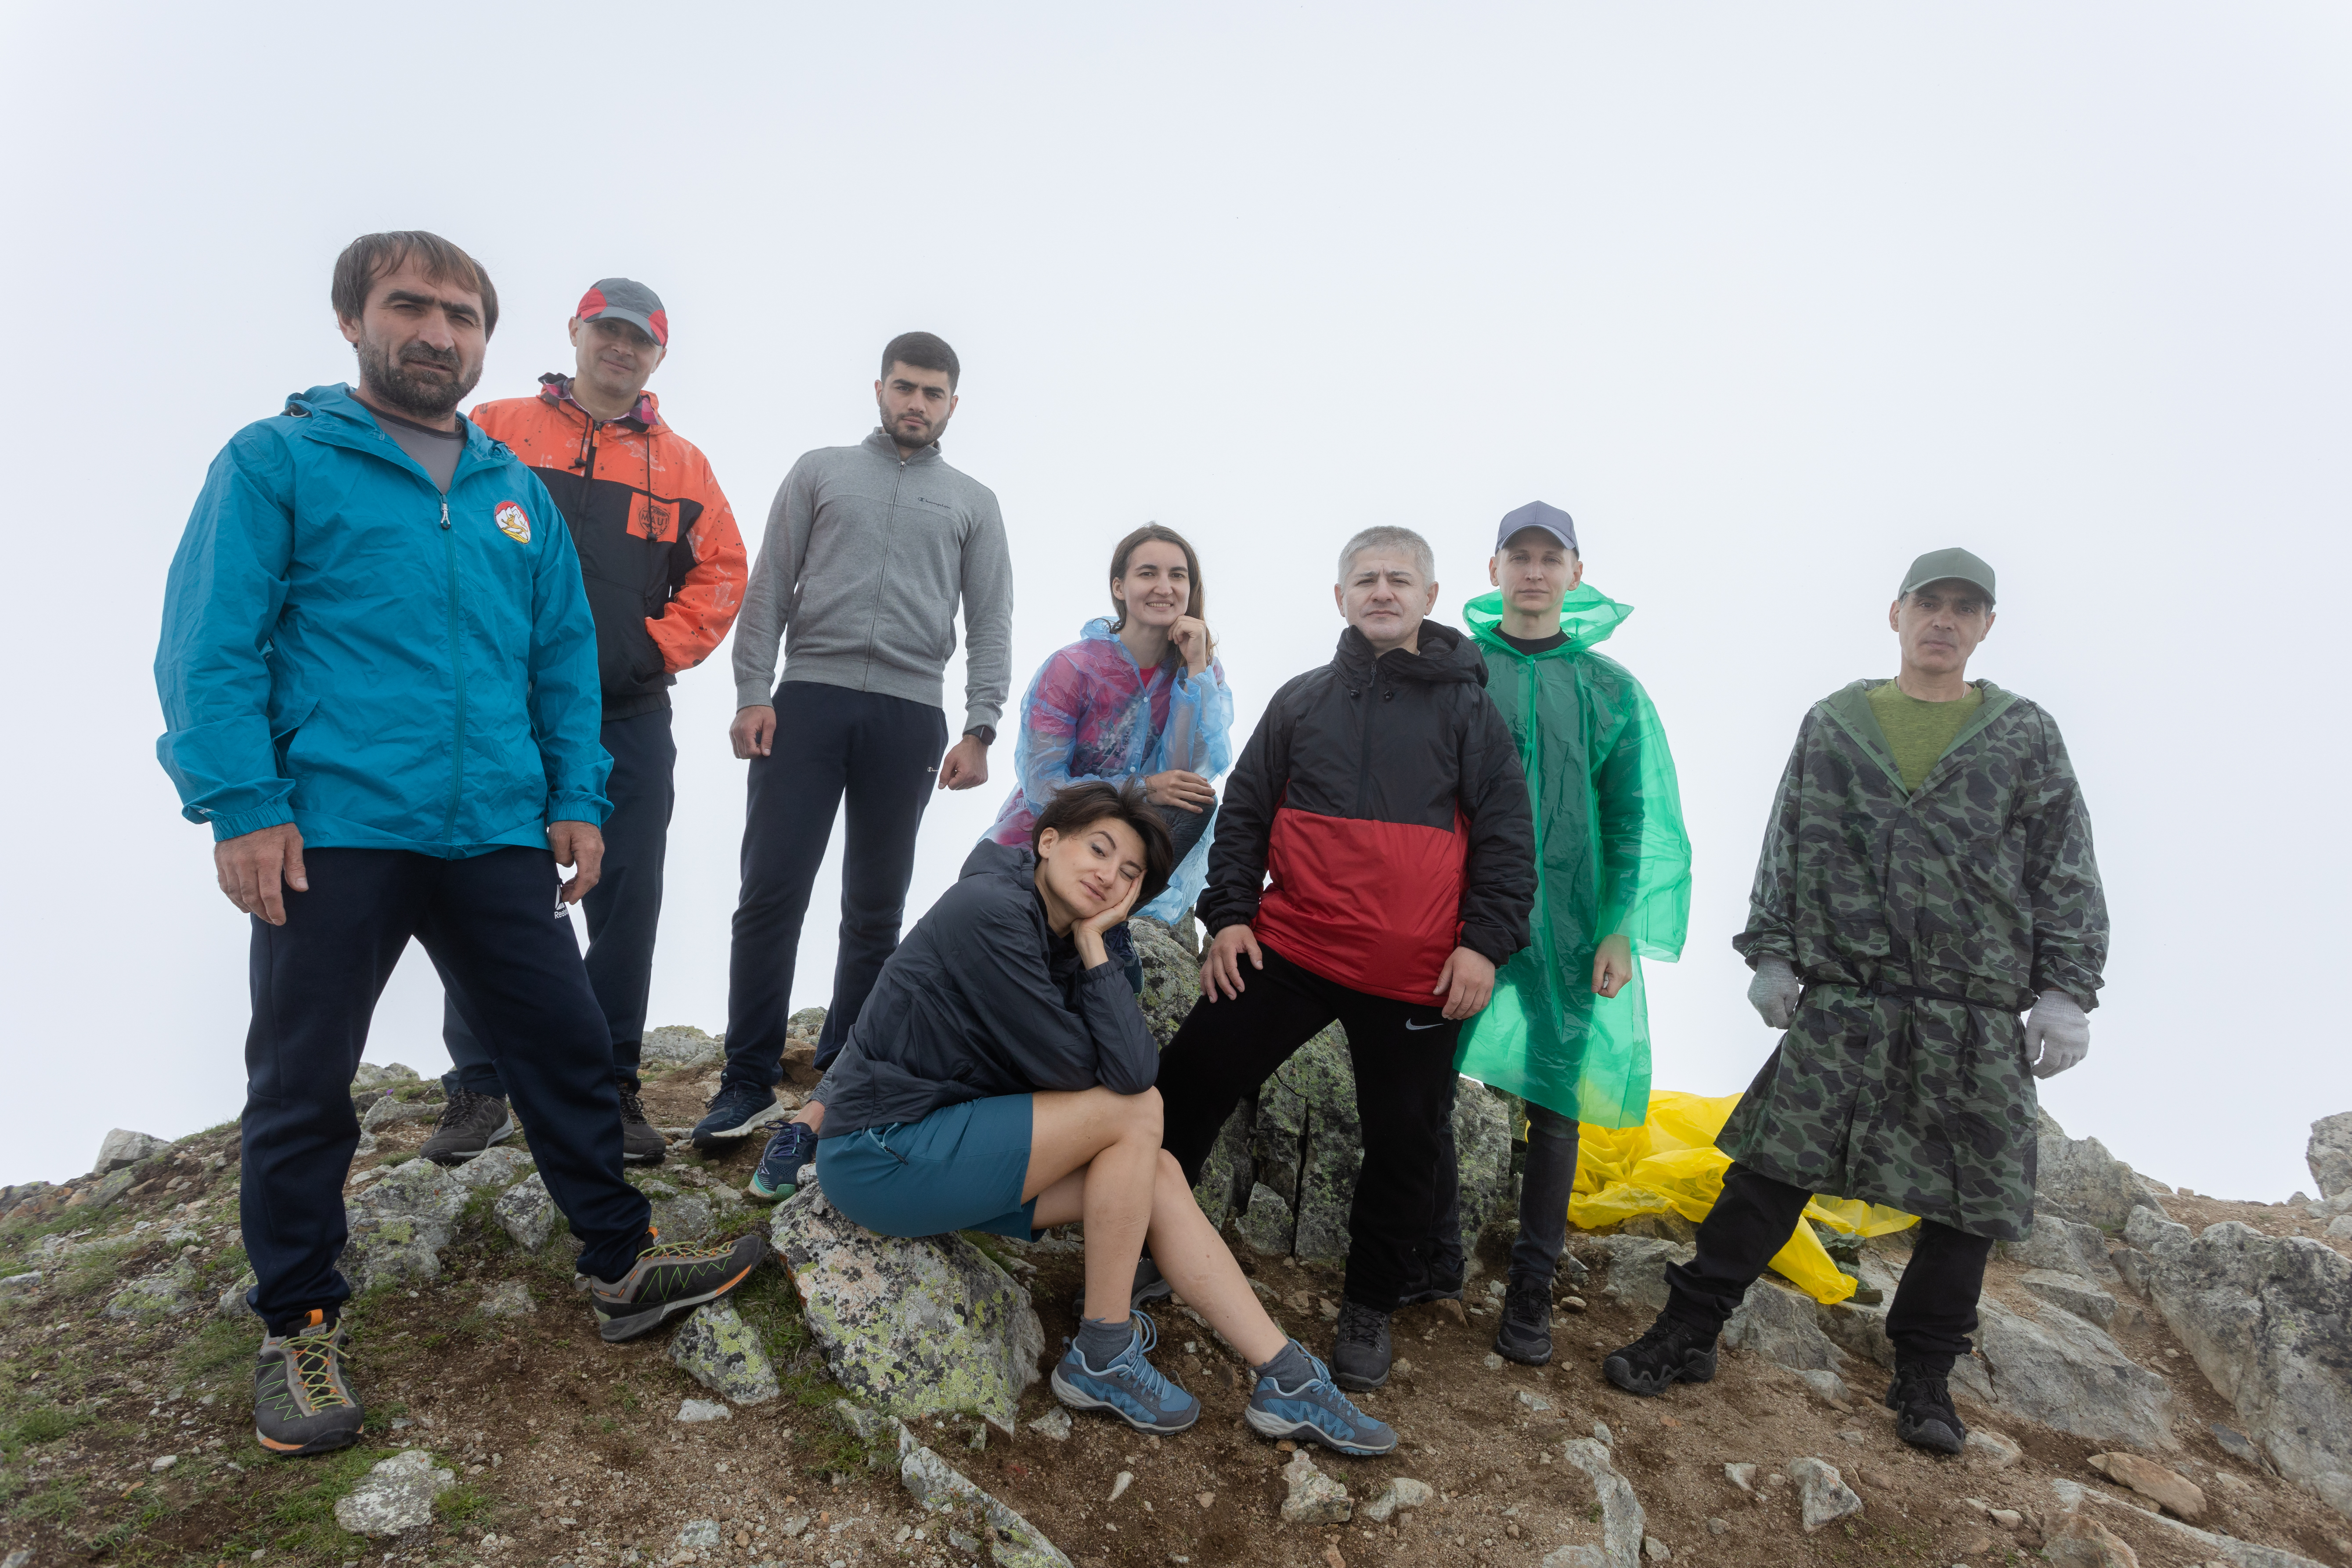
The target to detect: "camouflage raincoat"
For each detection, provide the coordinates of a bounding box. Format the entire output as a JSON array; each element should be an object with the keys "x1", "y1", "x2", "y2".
[{"x1": 1721, "y1": 679, "x2": 2107, "y2": 1240}]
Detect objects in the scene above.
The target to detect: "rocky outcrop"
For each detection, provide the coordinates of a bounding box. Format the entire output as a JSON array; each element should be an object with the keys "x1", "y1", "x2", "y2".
[
  {"x1": 2037, "y1": 1110, "x2": 2167, "y2": 1232},
  {"x1": 669, "y1": 1301, "x2": 780, "y2": 1405},
  {"x1": 772, "y1": 1174, "x2": 1044, "y2": 1434},
  {"x1": 93, "y1": 1129, "x2": 168, "y2": 1175},
  {"x1": 334, "y1": 1448, "x2": 455, "y2": 1536},
  {"x1": 1962, "y1": 1295, "x2": 2174, "y2": 1450},
  {"x1": 2002, "y1": 1211, "x2": 2120, "y2": 1280},
  {"x1": 1279, "y1": 1450, "x2": 1351, "y2": 1524},
  {"x1": 1721, "y1": 1278, "x2": 1845, "y2": 1373},
  {"x1": 2019, "y1": 1268, "x2": 2118, "y2": 1328},
  {"x1": 343, "y1": 1158, "x2": 469, "y2": 1293},
  {"x1": 1587, "y1": 1235, "x2": 1690, "y2": 1316},
  {"x1": 642, "y1": 1024, "x2": 725, "y2": 1072},
  {"x1": 2128, "y1": 1208, "x2": 2352, "y2": 1518},
  {"x1": 1788, "y1": 1456, "x2": 1863, "y2": 1531},
  {"x1": 104, "y1": 1263, "x2": 198, "y2": 1319},
  {"x1": 1555, "y1": 1436, "x2": 1645, "y2": 1568},
  {"x1": 492, "y1": 1173, "x2": 556, "y2": 1251},
  {"x1": 2307, "y1": 1113, "x2": 2352, "y2": 1201},
  {"x1": 838, "y1": 1400, "x2": 1071, "y2": 1567}
]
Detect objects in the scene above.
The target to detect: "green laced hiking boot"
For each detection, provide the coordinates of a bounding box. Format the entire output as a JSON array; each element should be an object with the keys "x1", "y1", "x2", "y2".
[
  {"x1": 588, "y1": 1229, "x2": 768, "y2": 1342},
  {"x1": 253, "y1": 1310, "x2": 364, "y2": 1456}
]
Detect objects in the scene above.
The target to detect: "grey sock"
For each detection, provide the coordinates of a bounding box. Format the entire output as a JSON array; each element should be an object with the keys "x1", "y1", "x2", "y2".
[
  {"x1": 1075, "y1": 1315, "x2": 1133, "y2": 1369},
  {"x1": 1253, "y1": 1338, "x2": 1314, "y2": 1388}
]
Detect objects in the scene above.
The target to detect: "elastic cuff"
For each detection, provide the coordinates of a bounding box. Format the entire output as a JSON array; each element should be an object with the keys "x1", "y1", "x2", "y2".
[
  {"x1": 735, "y1": 680, "x2": 778, "y2": 709},
  {"x1": 962, "y1": 709, "x2": 1003, "y2": 739},
  {"x1": 210, "y1": 800, "x2": 296, "y2": 842}
]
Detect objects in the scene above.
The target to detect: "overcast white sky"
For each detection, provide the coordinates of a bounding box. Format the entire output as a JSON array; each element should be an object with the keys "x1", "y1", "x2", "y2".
[{"x1": 4, "y1": 5, "x2": 2346, "y2": 1202}]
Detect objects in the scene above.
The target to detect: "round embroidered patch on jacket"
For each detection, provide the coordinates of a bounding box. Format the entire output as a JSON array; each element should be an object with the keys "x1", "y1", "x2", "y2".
[{"x1": 494, "y1": 501, "x2": 532, "y2": 543}]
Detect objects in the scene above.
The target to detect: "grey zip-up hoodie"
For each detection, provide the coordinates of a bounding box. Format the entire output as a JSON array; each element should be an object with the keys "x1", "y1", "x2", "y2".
[{"x1": 732, "y1": 429, "x2": 1014, "y2": 734}]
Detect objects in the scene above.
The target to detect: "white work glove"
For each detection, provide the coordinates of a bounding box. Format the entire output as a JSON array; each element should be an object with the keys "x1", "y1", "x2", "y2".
[
  {"x1": 2023, "y1": 991, "x2": 2091, "y2": 1078},
  {"x1": 1747, "y1": 956, "x2": 1800, "y2": 1031}
]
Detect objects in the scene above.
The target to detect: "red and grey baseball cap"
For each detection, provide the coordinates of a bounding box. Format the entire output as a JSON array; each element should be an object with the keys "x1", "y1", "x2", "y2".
[{"x1": 575, "y1": 278, "x2": 668, "y2": 346}]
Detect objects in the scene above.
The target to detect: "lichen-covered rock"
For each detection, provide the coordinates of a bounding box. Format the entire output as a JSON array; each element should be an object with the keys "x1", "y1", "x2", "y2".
[
  {"x1": 1787, "y1": 1456, "x2": 1863, "y2": 1531},
  {"x1": 1129, "y1": 916, "x2": 1199, "y2": 1049},
  {"x1": 350, "y1": 1061, "x2": 420, "y2": 1091},
  {"x1": 670, "y1": 1301, "x2": 779, "y2": 1404},
  {"x1": 1589, "y1": 1236, "x2": 1692, "y2": 1316},
  {"x1": 2132, "y1": 1210, "x2": 2352, "y2": 1518},
  {"x1": 2020, "y1": 1268, "x2": 2118, "y2": 1328},
  {"x1": 675, "y1": 1519, "x2": 722, "y2": 1548},
  {"x1": 1360, "y1": 1477, "x2": 1434, "y2": 1522},
  {"x1": 772, "y1": 1173, "x2": 1045, "y2": 1434},
  {"x1": 642, "y1": 1024, "x2": 724, "y2": 1071},
  {"x1": 94, "y1": 1128, "x2": 170, "y2": 1175},
  {"x1": 1559, "y1": 1436, "x2": 1645, "y2": 1567},
  {"x1": 899, "y1": 1432, "x2": 1073, "y2": 1567},
  {"x1": 1970, "y1": 1295, "x2": 2174, "y2": 1450},
  {"x1": 1722, "y1": 1278, "x2": 1845, "y2": 1373},
  {"x1": 333, "y1": 1448, "x2": 454, "y2": 1536},
  {"x1": 1236, "y1": 1182, "x2": 1296, "y2": 1256},
  {"x1": 69, "y1": 1168, "x2": 135, "y2": 1213},
  {"x1": 215, "y1": 1270, "x2": 258, "y2": 1320},
  {"x1": 479, "y1": 1280, "x2": 535, "y2": 1318},
  {"x1": 493, "y1": 1173, "x2": 556, "y2": 1252},
  {"x1": 2037, "y1": 1110, "x2": 2166, "y2": 1232},
  {"x1": 1289, "y1": 1036, "x2": 1363, "y2": 1266},
  {"x1": 449, "y1": 1146, "x2": 534, "y2": 1191},
  {"x1": 1192, "y1": 1102, "x2": 1255, "y2": 1229},
  {"x1": 105, "y1": 1264, "x2": 198, "y2": 1319},
  {"x1": 1279, "y1": 1449, "x2": 1352, "y2": 1524},
  {"x1": 631, "y1": 1179, "x2": 714, "y2": 1243},
  {"x1": 2308, "y1": 1112, "x2": 2352, "y2": 1201},
  {"x1": 343, "y1": 1158, "x2": 467, "y2": 1292}
]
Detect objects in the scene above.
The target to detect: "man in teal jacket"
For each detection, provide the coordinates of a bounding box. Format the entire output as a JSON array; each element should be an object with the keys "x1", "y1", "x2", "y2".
[{"x1": 155, "y1": 232, "x2": 762, "y2": 1459}]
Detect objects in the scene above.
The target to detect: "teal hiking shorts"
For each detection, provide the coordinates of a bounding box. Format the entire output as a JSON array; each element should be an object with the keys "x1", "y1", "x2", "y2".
[{"x1": 816, "y1": 1094, "x2": 1039, "y2": 1241}]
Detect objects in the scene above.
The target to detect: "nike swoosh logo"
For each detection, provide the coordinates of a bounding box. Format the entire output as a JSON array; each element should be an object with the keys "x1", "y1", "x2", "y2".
[{"x1": 1404, "y1": 1019, "x2": 1446, "y2": 1031}]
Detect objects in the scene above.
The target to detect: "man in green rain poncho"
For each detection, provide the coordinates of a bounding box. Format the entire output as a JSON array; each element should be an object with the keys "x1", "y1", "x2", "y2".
[
  {"x1": 1421, "y1": 501, "x2": 1692, "y2": 1366},
  {"x1": 1601, "y1": 548, "x2": 2107, "y2": 1459}
]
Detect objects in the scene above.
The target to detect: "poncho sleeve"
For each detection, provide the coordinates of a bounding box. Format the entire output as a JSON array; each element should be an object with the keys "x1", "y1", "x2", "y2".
[
  {"x1": 1007, "y1": 648, "x2": 1128, "y2": 817},
  {"x1": 1593, "y1": 679, "x2": 1692, "y2": 961},
  {"x1": 1732, "y1": 711, "x2": 1814, "y2": 971},
  {"x1": 2017, "y1": 707, "x2": 2108, "y2": 1010},
  {"x1": 1150, "y1": 657, "x2": 1234, "y2": 782}
]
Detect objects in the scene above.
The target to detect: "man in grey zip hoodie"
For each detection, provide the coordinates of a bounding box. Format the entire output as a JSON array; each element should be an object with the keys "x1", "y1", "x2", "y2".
[{"x1": 694, "y1": 331, "x2": 1015, "y2": 1147}]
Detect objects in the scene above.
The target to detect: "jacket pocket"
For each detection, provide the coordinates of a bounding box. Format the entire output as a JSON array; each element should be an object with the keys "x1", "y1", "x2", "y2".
[{"x1": 270, "y1": 695, "x2": 318, "y2": 777}]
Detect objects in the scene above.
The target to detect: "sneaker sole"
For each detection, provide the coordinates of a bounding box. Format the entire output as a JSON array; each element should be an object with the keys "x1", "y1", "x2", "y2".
[
  {"x1": 692, "y1": 1101, "x2": 790, "y2": 1147},
  {"x1": 254, "y1": 1423, "x2": 363, "y2": 1457},
  {"x1": 1601, "y1": 1349, "x2": 1717, "y2": 1397},
  {"x1": 1894, "y1": 1414, "x2": 1965, "y2": 1455},
  {"x1": 1492, "y1": 1326, "x2": 1553, "y2": 1366},
  {"x1": 743, "y1": 1177, "x2": 795, "y2": 1204},
  {"x1": 1331, "y1": 1364, "x2": 1389, "y2": 1393},
  {"x1": 594, "y1": 1249, "x2": 765, "y2": 1344},
  {"x1": 620, "y1": 1142, "x2": 667, "y2": 1167},
  {"x1": 421, "y1": 1113, "x2": 518, "y2": 1167},
  {"x1": 1244, "y1": 1402, "x2": 1396, "y2": 1457},
  {"x1": 1049, "y1": 1367, "x2": 1200, "y2": 1435}
]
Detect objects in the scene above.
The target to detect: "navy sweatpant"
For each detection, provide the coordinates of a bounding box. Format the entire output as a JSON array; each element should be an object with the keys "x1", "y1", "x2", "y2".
[
  {"x1": 723, "y1": 682, "x2": 949, "y2": 1089},
  {"x1": 444, "y1": 709, "x2": 676, "y2": 1096},
  {"x1": 239, "y1": 847, "x2": 653, "y2": 1331}
]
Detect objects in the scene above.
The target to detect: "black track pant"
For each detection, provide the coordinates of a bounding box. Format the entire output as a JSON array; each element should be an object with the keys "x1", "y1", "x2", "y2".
[
  {"x1": 724, "y1": 682, "x2": 948, "y2": 1089},
  {"x1": 1158, "y1": 945, "x2": 1461, "y2": 1311},
  {"x1": 239, "y1": 848, "x2": 653, "y2": 1333},
  {"x1": 1662, "y1": 1162, "x2": 1993, "y2": 1366},
  {"x1": 444, "y1": 708, "x2": 676, "y2": 1096}
]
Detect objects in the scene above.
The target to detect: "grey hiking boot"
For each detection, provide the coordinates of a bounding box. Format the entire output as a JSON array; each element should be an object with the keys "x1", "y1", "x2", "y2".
[
  {"x1": 617, "y1": 1085, "x2": 665, "y2": 1165},
  {"x1": 253, "y1": 1311, "x2": 364, "y2": 1457},
  {"x1": 1330, "y1": 1300, "x2": 1394, "y2": 1391},
  {"x1": 419, "y1": 1088, "x2": 515, "y2": 1166}
]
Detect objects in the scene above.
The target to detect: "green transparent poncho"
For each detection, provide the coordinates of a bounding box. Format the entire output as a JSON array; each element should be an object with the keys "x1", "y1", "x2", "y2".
[{"x1": 1454, "y1": 586, "x2": 1692, "y2": 1129}]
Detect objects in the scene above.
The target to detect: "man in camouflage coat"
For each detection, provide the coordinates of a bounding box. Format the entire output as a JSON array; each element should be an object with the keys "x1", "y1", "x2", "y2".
[{"x1": 1599, "y1": 548, "x2": 2107, "y2": 1457}]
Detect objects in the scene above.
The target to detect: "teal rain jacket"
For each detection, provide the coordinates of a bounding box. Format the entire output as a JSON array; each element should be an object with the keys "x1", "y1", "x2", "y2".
[
  {"x1": 155, "y1": 383, "x2": 610, "y2": 854},
  {"x1": 1453, "y1": 586, "x2": 1691, "y2": 1128}
]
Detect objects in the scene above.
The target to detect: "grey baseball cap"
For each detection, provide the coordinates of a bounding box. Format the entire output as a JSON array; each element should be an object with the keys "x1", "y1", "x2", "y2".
[
  {"x1": 1496, "y1": 500, "x2": 1578, "y2": 554},
  {"x1": 574, "y1": 278, "x2": 668, "y2": 346},
  {"x1": 1899, "y1": 547, "x2": 1996, "y2": 603}
]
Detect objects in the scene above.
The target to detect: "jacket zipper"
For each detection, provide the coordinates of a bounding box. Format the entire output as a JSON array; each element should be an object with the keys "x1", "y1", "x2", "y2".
[
  {"x1": 1353, "y1": 662, "x2": 1379, "y2": 814},
  {"x1": 438, "y1": 496, "x2": 467, "y2": 842}
]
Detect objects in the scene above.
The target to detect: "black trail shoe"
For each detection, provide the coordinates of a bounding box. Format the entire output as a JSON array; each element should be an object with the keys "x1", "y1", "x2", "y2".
[
  {"x1": 691, "y1": 1083, "x2": 785, "y2": 1150},
  {"x1": 1492, "y1": 1273, "x2": 1555, "y2": 1366},
  {"x1": 1330, "y1": 1300, "x2": 1394, "y2": 1391},
  {"x1": 1885, "y1": 1359, "x2": 1967, "y2": 1455},
  {"x1": 589, "y1": 1230, "x2": 768, "y2": 1342},
  {"x1": 1602, "y1": 1312, "x2": 1719, "y2": 1396},
  {"x1": 617, "y1": 1085, "x2": 666, "y2": 1165},
  {"x1": 1394, "y1": 1260, "x2": 1465, "y2": 1310},
  {"x1": 253, "y1": 1311, "x2": 364, "y2": 1456},
  {"x1": 419, "y1": 1088, "x2": 515, "y2": 1166}
]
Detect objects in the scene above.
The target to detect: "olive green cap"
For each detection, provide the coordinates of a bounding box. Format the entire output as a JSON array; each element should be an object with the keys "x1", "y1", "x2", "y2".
[{"x1": 1898, "y1": 547, "x2": 1995, "y2": 604}]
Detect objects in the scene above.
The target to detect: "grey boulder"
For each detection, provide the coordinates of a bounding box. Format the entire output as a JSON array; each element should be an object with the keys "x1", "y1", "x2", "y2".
[
  {"x1": 93, "y1": 1129, "x2": 169, "y2": 1176},
  {"x1": 669, "y1": 1301, "x2": 779, "y2": 1405},
  {"x1": 771, "y1": 1173, "x2": 1044, "y2": 1434},
  {"x1": 2019, "y1": 1268, "x2": 2118, "y2": 1328},
  {"x1": 361, "y1": 1093, "x2": 444, "y2": 1132},
  {"x1": 105, "y1": 1265, "x2": 198, "y2": 1319},
  {"x1": 448, "y1": 1146, "x2": 534, "y2": 1191},
  {"x1": 333, "y1": 1448, "x2": 455, "y2": 1536},
  {"x1": 2002, "y1": 1211, "x2": 2119, "y2": 1281},
  {"x1": 493, "y1": 1173, "x2": 556, "y2": 1252},
  {"x1": 1965, "y1": 1294, "x2": 2174, "y2": 1450},
  {"x1": 2131, "y1": 1208, "x2": 2352, "y2": 1518},
  {"x1": 1587, "y1": 1236, "x2": 1692, "y2": 1316},
  {"x1": 1556, "y1": 1436, "x2": 1645, "y2": 1568},
  {"x1": 1787, "y1": 1456, "x2": 1863, "y2": 1531},
  {"x1": 1236, "y1": 1182, "x2": 1296, "y2": 1257},
  {"x1": 642, "y1": 1024, "x2": 724, "y2": 1071},
  {"x1": 1722, "y1": 1278, "x2": 1846, "y2": 1373},
  {"x1": 2308, "y1": 1112, "x2": 2352, "y2": 1202},
  {"x1": 342, "y1": 1158, "x2": 467, "y2": 1292},
  {"x1": 2036, "y1": 1110, "x2": 2167, "y2": 1232}
]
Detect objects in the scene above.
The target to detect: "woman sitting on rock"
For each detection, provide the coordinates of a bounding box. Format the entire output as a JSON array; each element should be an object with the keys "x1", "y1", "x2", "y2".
[{"x1": 803, "y1": 779, "x2": 1394, "y2": 1456}]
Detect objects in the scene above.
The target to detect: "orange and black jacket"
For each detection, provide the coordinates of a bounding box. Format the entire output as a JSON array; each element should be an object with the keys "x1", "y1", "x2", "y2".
[
  {"x1": 1198, "y1": 620, "x2": 1536, "y2": 1003},
  {"x1": 470, "y1": 375, "x2": 746, "y2": 720}
]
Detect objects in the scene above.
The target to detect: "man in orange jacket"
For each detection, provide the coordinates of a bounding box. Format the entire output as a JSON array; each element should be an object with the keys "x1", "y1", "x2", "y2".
[{"x1": 422, "y1": 278, "x2": 746, "y2": 1166}]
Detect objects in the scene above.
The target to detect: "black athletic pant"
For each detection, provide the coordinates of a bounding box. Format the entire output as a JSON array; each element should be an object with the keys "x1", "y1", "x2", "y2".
[
  {"x1": 443, "y1": 708, "x2": 676, "y2": 1096},
  {"x1": 1662, "y1": 1162, "x2": 1994, "y2": 1366},
  {"x1": 1429, "y1": 1096, "x2": 1583, "y2": 1287},
  {"x1": 1158, "y1": 944, "x2": 1462, "y2": 1312},
  {"x1": 724, "y1": 682, "x2": 948, "y2": 1090},
  {"x1": 240, "y1": 848, "x2": 653, "y2": 1333}
]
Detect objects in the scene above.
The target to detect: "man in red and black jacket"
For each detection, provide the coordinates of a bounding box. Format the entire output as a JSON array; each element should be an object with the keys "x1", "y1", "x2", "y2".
[{"x1": 1158, "y1": 524, "x2": 1535, "y2": 1392}]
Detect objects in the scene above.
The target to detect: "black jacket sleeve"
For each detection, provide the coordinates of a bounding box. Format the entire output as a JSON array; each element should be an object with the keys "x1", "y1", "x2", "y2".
[
  {"x1": 1195, "y1": 675, "x2": 1300, "y2": 935},
  {"x1": 1453, "y1": 688, "x2": 1537, "y2": 966}
]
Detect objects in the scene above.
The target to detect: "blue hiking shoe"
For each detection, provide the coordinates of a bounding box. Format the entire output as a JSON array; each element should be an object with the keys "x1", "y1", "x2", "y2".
[
  {"x1": 1246, "y1": 1341, "x2": 1398, "y2": 1456},
  {"x1": 691, "y1": 1082, "x2": 786, "y2": 1150},
  {"x1": 1048, "y1": 1311, "x2": 1200, "y2": 1435},
  {"x1": 747, "y1": 1121, "x2": 819, "y2": 1203}
]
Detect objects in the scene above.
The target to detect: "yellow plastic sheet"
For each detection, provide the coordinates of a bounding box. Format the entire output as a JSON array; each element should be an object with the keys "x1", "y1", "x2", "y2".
[{"x1": 1564, "y1": 1090, "x2": 1919, "y2": 1305}]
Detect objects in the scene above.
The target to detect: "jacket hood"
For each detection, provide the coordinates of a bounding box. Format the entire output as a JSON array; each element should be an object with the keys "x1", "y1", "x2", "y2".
[
  {"x1": 1463, "y1": 584, "x2": 1632, "y2": 657},
  {"x1": 1334, "y1": 619, "x2": 1487, "y2": 686},
  {"x1": 959, "y1": 837, "x2": 1035, "y2": 883},
  {"x1": 536, "y1": 371, "x2": 662, "y2": 430},
  {"x1": 284, "y1": 383, "x2": 503, "y2": 461}
]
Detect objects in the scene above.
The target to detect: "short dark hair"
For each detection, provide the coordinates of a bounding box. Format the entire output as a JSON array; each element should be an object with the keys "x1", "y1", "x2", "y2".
[
  {"x1": 881, "y1": 331, "x2": 960, "y2": 390},
  {"x1": 331, "y1": 231, "x2": 500, "y2": 338},
  {"x1": 1031, "y1": 780, "x2": 1174, "y2": 913}
]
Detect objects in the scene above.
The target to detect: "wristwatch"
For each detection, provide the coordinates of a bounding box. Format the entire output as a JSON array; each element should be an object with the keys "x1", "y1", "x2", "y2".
[{"x1": 964, "y1": 725, "x2": 996, "y2": 746}]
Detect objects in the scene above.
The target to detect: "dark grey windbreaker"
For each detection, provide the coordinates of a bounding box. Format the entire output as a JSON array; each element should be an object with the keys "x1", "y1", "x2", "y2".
[{"x1": 815, "y1": 840, "x2": 1158, "y2": 1139}]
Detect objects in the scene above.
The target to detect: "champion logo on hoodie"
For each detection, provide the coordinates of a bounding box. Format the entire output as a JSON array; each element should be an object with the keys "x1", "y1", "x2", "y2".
[{"x1": 494, "y1": 501, "x2": 532, "y2": 544}]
